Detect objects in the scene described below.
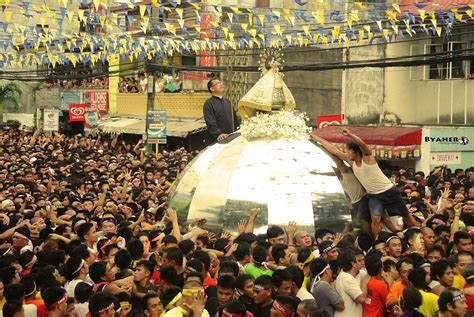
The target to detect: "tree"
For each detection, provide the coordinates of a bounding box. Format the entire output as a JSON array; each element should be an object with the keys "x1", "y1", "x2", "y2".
[{"x1": 0, "y1": 82, "x2": 22, "y2": 113}]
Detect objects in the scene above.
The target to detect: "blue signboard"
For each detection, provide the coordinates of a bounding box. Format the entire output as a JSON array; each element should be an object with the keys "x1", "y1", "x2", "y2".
[{"x1": 146, "y1": 110, "x2": 167, "y2": 144}]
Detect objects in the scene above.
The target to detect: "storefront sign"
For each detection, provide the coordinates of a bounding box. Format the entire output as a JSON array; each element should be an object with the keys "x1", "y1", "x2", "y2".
[
  {"x1": 146, "y1": 110, "x2": 167, "y2": 144},
  {"x1": 431, "y1": 152, "x2": 462, "y2": 164},
  {"x1": 43, "y1": 109, "x2": 59, "y2": 131},
  {"x1": 69, "y1": 104, "x2": 86, "y2": 122},
  {"x1": 317, "y1": 115, "x2": 343, "y2": 129},
  {"x1": 85, "y1": 91, "x2": 108, "y2": 112}
]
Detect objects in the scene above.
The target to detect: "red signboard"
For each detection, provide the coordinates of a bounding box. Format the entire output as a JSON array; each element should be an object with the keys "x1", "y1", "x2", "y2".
[
  {"x1": 69, "y1": 104, "x2": 86, "y2": 122},
  {"x1": 85, "y1": 91, "x2": 108, "y2": 112},
  {"x1": 200, "y1": 14, "x2": 215, "y2": 67},
  {"x1": 317, "y1": 115, "x2": 343, "y2": 129}
]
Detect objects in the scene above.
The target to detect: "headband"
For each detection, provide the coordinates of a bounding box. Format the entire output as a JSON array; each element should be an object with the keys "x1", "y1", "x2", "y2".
[
  {"x1": 386, "y1": 236, "x2": 401, "y2": 245},
  {"x1": 102, "y1": 218, "x2": 117, "y2": 225},
  {"x1": 25, "y1": 282, "x2": 37, "y2": 297},
  {"x1": 13, "y1": 232, "x2": 29, "y2": 241},
  {"x1": 269, "y1": 234, "x2": 285, "y2": 242},
  {"x1": 298, "y1": 252, "x2": 315, "y2": 270},
  {"x1": 74, "y1": 219, "x2": 86, "y2": 233},
  {"x1": 322, "y1": 244, "x2": 336, "y2": 254},
  {"x1": 49, "y1": 294, "x2": 67, "y2": 309},
  {"x1": 272, "y1": 300, "x2": 294, "y2": 317},
  {"x1": 24, "y1": 255, "x2": 37, "y2": 269},
  {"x1": 310, "y1": 264, "x2": 330, "y2": 291},
  {"x1": 452, "y1": 293, "x2": 465, "y2": 302},
  {"x1": 253, "y1": 284, "x2": 267, "y2": 291},
  {"x1": 166, "y1": 293, "x2": 182, "y2": 310},
  {"x1": 222, "y1": 310, "x2": 254, "y2": 317},
  {"x1": 419, "y1": 262, "x2": 431, "y2": 269},
  {"x1": 432, "y1": 219, "x2": 447, "y2": 226},
  {"x1": 90, "y1": 303, "x2": 114, "y2": 315},
  {"x1": 72, "y1": 259, "x2": 85, "y2": 275},
  {"x1": 466, "y1": 275, "x2": 474, "y2": 281},
  {"x1": 120, "y1": 301, "x2": 131, "y2": 309},
  {"x1": 99, "y1": 239, "x2": 112, "y2": 252}
]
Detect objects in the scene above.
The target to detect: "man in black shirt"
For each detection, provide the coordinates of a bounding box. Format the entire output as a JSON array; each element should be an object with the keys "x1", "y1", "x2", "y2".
[
  {"x1": 249, "y1": 275, "x2": 274, "y2": 317},
  {"x1": 203, "y1": 79, "x2": 240, "y2": 142}
]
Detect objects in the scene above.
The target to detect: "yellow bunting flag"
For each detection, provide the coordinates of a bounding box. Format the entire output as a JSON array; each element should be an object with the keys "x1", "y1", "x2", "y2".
[
  {"x1": 466, "y1": 10, "x2": 473, "y2": 19},
  {"x1": 222, "y1": 26, "x2": 228, "y2": 38},
  {"x1": 175, "y1": 7, "x2": 184, "y2": 19},
  {"x1": 332, "y1": 25, "x2": 340, "y2": 39},
  {"x1": 285, "y1": 34, "x2": 292, "y2": 44},
  {"x1": 431, "y1": 18, "x2": 437, "y2": 29},
  {"x1": 248, "y1": 13, "x2": 253, "y2": 25},
  {"x1": 392, "y1": 3, "x2": 401, "y2": 13},
  {"x1": 436, "y1": 26, "x2": 442, "y2": 36},
  {"x1": 376, "y1": 20, "x2": 383, "y2": 30},
  {"x1": 312, "y1": 10, "x2": 324, "y2": 25},
  {"x1": 386, "y1": 10, "x2": 397, "y2": 21},
  {"x1": 177, "y1": 19, "x2": 185, "y2": 29},
  {"x1": 347, "y1": 19, "x2": 353, "y2": 28},
  {"x1": 241, "y1": 23, "x2": 248, "y2": 32},
  {"x1": 258, "y1": 15, "x2": 265, "y2": 25},
  {"x1": 100, "y1": 15, "x2": 106, "y2": 28},
  {"x1": 249, "y1": 28, "x2": 257, "y2": 38},
  {"x1": 358, "y1": 29, "x2": 364, "y2": 42},
  {"x1": 231, "y1": 7, "x2": 242, "y2": 14},
  {"x1": 227, "y1": 12, "x2": 233, "y2": 23},
  {"x1": 139, "y1": 5, "x2": 146, "y2": 17},
  {"x1": 391, "y1": 24, "x2": 398, "y2": 34},
  {"x1": 368, "y1": 31, "x2": 373, "y2": 42},
  {"x1": 4, "y1": 10, "x2": 12, "y2": 23},
  {"x1": 272, "y1": 9, "x2": 281, "y2": 19},
  {"x1": 354, "y1": 2, "x2": 367, "y2": 9},
  {"x1": 273, "y1": 24, "x2": 282, "y2": 36},
  {"x1": 4, "y1": 0, "x2": 10, "y2": 6},
  {"x1": 351, "y1": 10, "x2": 360, "y2": 22},
  {"x1": 302, "y1": 25, "x2": 310, "y2": 36},
  {"x1": 383, "y1": 29, "x2": 389, "y2": 39},
  {"x1": 418, "y1": 10, "x2": 426, "y2": 21},
  {"x1": 363, "y1": 25, "x2": 371, "y2": 33},
  {"x1": 229, "y1": 33, "x2": 234, "y2": 41}
]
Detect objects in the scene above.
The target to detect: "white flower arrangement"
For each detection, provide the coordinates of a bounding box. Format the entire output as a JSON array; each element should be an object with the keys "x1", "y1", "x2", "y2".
[{"x1": 239, "y1": 110, "x2": 312, "y2": 140}]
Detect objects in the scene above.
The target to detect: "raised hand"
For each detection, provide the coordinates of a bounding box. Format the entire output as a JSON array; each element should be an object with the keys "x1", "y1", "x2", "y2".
[{"x1": 237, "y1": 219, "x2": 247, "y2": 234}]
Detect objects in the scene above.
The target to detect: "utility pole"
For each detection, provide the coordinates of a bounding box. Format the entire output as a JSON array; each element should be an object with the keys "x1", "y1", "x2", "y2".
[{"x1": 145, "y1": 62, "x2": 156, "y2": 153}]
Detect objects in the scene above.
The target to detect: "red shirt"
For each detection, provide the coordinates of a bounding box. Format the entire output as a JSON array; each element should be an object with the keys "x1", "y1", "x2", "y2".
[
  {"x1": 363, "y1": 276, "x2": 389, "y2": 317},
  {"x1": 465, "y1": 285, "x2": 474, "y2": 311}
]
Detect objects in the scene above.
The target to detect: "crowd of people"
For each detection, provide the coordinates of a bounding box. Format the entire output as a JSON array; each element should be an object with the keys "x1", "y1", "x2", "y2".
[
  {"x1": 118, "y1": 73, "x2": 182, "y2": 94},
  {"x1": 0, "y1": 126, "x2": 473, "y2": 317},
  {"x1": 43, "y1": 78, "x2": 108, "y2": 90}
]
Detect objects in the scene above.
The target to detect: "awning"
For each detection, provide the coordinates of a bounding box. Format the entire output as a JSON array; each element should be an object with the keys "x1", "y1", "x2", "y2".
[
  {"x1": 91, "y1": 116, "x2": 207, "y2": 138},
  {"x1": 312, "y1": 126, "x2": 422, "y2": 146}
]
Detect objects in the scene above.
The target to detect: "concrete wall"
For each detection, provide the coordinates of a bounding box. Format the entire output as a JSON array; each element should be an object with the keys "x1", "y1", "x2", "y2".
[
  {"x1": 383, "y1": 38, "x2": 474, "y2": 126},
  {"x1": 344, "y1": 44, "x2": 386, "y2": 125}
]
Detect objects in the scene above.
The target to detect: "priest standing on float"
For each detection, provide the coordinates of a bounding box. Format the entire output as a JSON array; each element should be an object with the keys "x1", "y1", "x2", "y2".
[{"x1": 203, "y1": 78, "x2": 240, "y2": 143}]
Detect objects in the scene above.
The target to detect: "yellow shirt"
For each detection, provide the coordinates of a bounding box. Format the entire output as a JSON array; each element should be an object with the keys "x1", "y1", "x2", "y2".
[
  {"x1": 453, "y1": 274, "x2": 466, "y2": 289},
  {"x1": 418, "y1": 290, "x2": 439, "y2": 317},
  {"x1": 163, "y1": 307, "x2": 210, "y2": 317},
  {"x1": 0, "y1": 297, "x2": 6, "y2": 310}
]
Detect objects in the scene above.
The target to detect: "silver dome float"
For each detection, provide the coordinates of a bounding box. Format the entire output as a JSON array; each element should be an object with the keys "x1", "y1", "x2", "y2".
[{"x1": 169, "y1": 49, "x2": 351, "y2": 234}]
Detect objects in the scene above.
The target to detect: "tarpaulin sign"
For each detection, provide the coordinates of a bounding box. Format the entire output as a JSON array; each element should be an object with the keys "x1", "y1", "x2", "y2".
[{"x1": 85, "y1": 91, "x2": 108, "y2": 112}]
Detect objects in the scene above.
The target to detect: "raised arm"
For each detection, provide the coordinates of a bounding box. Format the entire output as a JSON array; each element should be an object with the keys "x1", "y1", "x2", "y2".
[
  {"x1": 310, "y1": 135, "x2": 349, "y2": 162},
  {"x1": 342, "y1": 129, "x2": 372, "y2": 156}
]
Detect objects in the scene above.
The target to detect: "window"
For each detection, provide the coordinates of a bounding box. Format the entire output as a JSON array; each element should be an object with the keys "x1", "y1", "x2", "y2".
[
  {"x1": 425, "y1": 44, "x2": 447, "y2": 80},
  {"x1": 447, "y1": 41, "x2": 467, "y2": 79},
  {"x1": 413, "y1": 42, "x2": 469, "y2": 80}
]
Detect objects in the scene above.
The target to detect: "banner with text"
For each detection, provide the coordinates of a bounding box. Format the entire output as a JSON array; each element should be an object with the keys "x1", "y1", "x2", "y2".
[
  {"x1": 85, "y1": 91, "x2": 109, "y2": 113},
  {"x1": 43, "y1": 109, "x2": 59, "y2": 131},
  {"x1": 146, "y1": 110, "x2": 167, "y2": 144}
]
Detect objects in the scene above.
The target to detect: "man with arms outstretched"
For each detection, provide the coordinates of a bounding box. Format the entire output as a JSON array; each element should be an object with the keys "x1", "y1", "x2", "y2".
[{"x1": 311, "y1": 129, "x2": 417, "y2": 238}]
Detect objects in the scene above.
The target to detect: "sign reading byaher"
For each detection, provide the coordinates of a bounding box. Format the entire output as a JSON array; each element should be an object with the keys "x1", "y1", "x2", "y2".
[{"x1": 424, "y1": 136, "x2": 469, "y2": 145}]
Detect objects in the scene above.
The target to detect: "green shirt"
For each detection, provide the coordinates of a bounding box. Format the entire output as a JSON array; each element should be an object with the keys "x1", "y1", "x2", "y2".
[{"x1": 242, "y1": 263, "x2": 274, "y2": 279}]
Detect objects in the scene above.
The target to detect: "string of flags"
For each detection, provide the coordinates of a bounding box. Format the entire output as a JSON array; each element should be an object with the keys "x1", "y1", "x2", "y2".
[{"x1": 0, "y1": 0, "x2": 473, "y2": 69}]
